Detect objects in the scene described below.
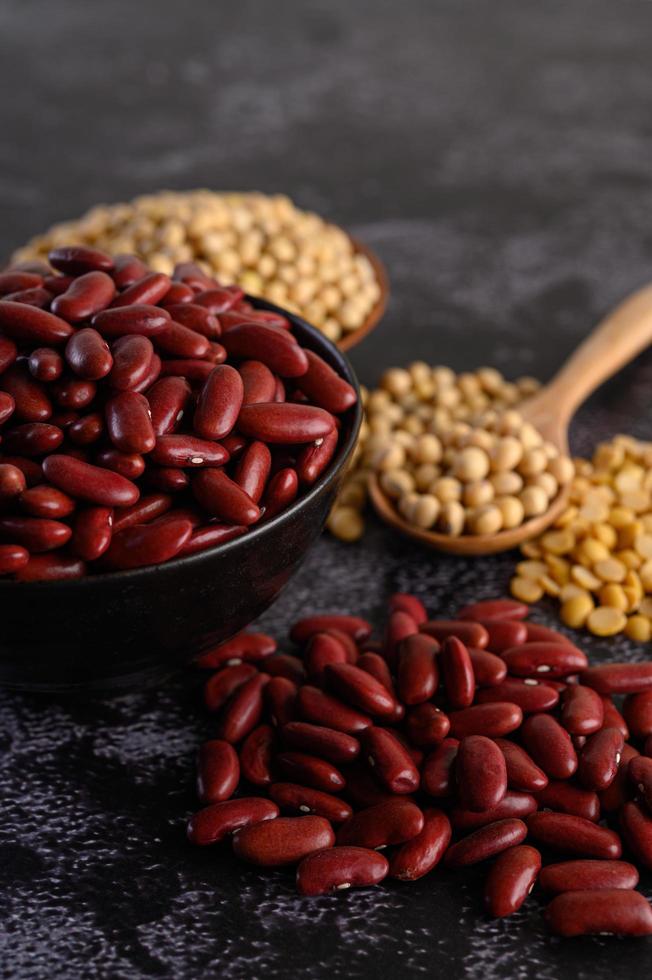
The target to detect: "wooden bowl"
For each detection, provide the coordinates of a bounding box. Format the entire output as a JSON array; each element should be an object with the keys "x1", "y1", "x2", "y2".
[{"x1": 337, "y1": 239, "x2": 389, "y2": 352}]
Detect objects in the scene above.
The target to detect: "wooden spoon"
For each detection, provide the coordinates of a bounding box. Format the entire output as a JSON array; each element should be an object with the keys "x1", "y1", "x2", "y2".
[
  {"x1": 338, "y1": 239, "x2": 389, "y2": 352},
  {"x1": 369, "y1": 282, "x2": 652, "y2": 555}
]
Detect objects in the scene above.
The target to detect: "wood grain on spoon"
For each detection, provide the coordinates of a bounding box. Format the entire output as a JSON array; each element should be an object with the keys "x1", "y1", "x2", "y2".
[{"x1": 370, "y1": 282, "x2": 652, "y2": 555}]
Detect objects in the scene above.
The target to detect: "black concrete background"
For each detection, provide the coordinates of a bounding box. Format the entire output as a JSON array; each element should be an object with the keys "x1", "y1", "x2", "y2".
[{"x1": 2, "y1": 1, "x2": 652, "y2": 976}]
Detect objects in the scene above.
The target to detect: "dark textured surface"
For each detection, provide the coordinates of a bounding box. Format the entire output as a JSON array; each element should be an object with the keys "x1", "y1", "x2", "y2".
[{"x1": 2, "y1": 1, "x2": 652, "y2": 976}]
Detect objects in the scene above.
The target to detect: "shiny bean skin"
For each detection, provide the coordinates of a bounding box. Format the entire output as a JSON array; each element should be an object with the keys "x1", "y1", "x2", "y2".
[
  {"x1": 276, "y1": 750, "x2": 346, "y2": 793},
  {"x1": 204, "y1": 663, "x2": 258, "y2": 712},
  {"x1": 271, "y1": 784, "x2": 353, "y2": 824},
  {"x1": 421, "y1": 619, "x2": 489, "y2": 648},
  {"x1": 281, "y1": 722, "x2": 360, "y2": 765},
  {"x1": 64, "y1": 328, "x2": 113, "y2": 380},
  {"x1": 527, "y1": 812, "x2": 622, "y2": 859},
  {"x1": 578, "y1": 727, "x2": 625, "y2": 791},
  {"x1": 521, "y1": 714, "x2": 578, "y2": 779},
  {"x1": 107, "y1": 335, "x2": 154, "y2": 390},
  {"x1": 580, "y1": 663, "x2": 652, "y2": 695},
  {"x1": 111, "y1": 254, "x2": 150, "y2": 289},
  {"x1": 28, "y1": 348, "x2": 64, "y2": 382},
  {"x1": 297, "y1": 686, "x2": 372, "y2": 734},
  {"x1": 0, "y1": 544, "x2": 29, "y2": 574},
  {"x1": 187, "y1": 797, "x2": 279, "y2": 846},
  {"x1": 0, "y1": 335, "x2": 18, "y2": 375},
  {"x1": 0, "y1": 271, "x2": 44, "y2": 293},
  {"x1": 405, "y1": 704, "x2": 451, "y2": 748},
  {"x1": 357, "y1": 652, "x2": 396, "y2": 695},
  {"x1": 104, "y1": 517, "x2": 192, "y2": 570},
  {"x1": 51, "y1": 377, "x2": 96, "y2": 410},
  {"x1": 264, "y1": 654, "x2": 306, "y2": 685},
  {"x1": 501, "y1": 642, "x2": 588, "y2": 679},
  {"x1": 197, "y1": 739, "x2": 240, "y2": 804},
  {"x1": 192, "y1": 469, "x2": 260, "y2": 525},
  {"x1": 476, "y1": 678, "x2": 559, "y2": 713},
  {"x1": 539, "y1": 860, "x2": 639, "y2": 894},
  {"x1": 195, "y1": 287, "x2": 241, "y2": 314},
  {"x1": 105, "y1": 391, "x2": 156, "y2": 454},
  {"x1": 444, "y1": 818, "x2": 528, "y2": 867},
  {"x1": 43, "y1": 454, "x2": 140, "y2": 507},
  {"x1": 560, "y1": 685, "x2": 605, "y2": 735},
  {"x1": 296, "y1": 846, "x2": 388, "y2": 895},
  {"x1": 1, "y1": 365, "x2": 52, "y2": 421},
  {"x1": 110, "y1": 272, "x2": 170, "y2": 308},
  {"x1": 239, "y1": 360, "x2": 277, "y2": 405},
  {"x1": 239, "y1": 724, "x2": 276, "y2": 786},
  {"x1": 294, "y1": 350, "x2": 357, "y2": 414},
  {"x1": 602, "y1": 697, "x2": 630, "y2": 737},
  {"x1": 3, "y1": 422, "x2": 63, "y2": 456},
  {"x1": 535, "y1": 780, "x2": 600, "y2": 822},
  {"x1": 68, "y1": 413, "x2": 104, "y2": 446},
  {"x1": 238, "y1": 402, "x2": 335, "y2": 444},
  {"x1": 92, "y1": 304, "x2": 170, "y2": 338},
  {"x1": 295, "y1": 426, "x2": 339, "y2": 485},
  {"x1": 449, "y1": 702, "x2": 523, "y2": 739},
  {"x1": 0, "y1": 390, "x2": 15, "y2": 425},
  {"x1": 262, "y1": 467, "x2": 299, "y2": 519},
  {"x1": 545, "y1": 889, "x2": 652, "y2": 937},
  {"x1": 291, "y1": 616, "x2": 372, "y2": 645},
  {"x1": 233, "y1": 815, "x2": 335, "y2": 867},
  {"x1": 623, "y1": 691, "x2": 652, "y2": 739},
  {"x1": 599, "y1": 743, "x2": 639, "y2": 813},
  {"x1": 468, "y1": 648, "x2": 508, "y2": 687},
  {"x1": 524, "y1": 623, "x2": 574, "y2": 645},
  {"x1": 0, "y1": 301, "x2": 73, "y2": 344},
  {"x1": 457, "y1": 598, "x2": 529, "y2": 621},
  {"x1": 196, "y1": 632, "x2": 277, "y2": 669},
  {"x1": 49, "y1": 245, "x2": 114, "y2": 275},
  {"x1": 51, "y1": 271, "x2": 116, "y2": 321},
  {"x1": 155, "y1": 321, "x2": 210, "y2": 359},
  {"x1": 178, "y1": 522, "x2": 248, "y2": 556},
  {"x1": 217, "y1": 673, "x2": 269, "y2": 744},
  {"x1": 95, "y1": 448, "x2": 145, "y2": 480},
  {"x1": 0, "y1": 463, "x2": 27, "y2": 503},
  {"x1": 1, "y1": 457, "x2": 42, "y2": 488},
  {"x1": 473, "y1": 619, "x2": 528, "y2": 653},
  {"x1": 325, "y1": 663, "x2": 397, "y2": 719},
  {"x1": 146, "y1": 376, "x2": 192, "y2": 435},
  {"x1": 620, "y1": 801, "x2": 652, "y2": 869},
  {"x1": 305, "y1": 631, "x2": 348, "y2": 681},
  {"x1": 629, "y1": 756, "x2": 652, "y2": 811},
  {"x1": 494, "y1": 739, "x2": 549, "y2": 792},
  {"x1": 19, "y1": 485, "x2": 75, "y2": 519},
  {"x1": 70, "y1": 506, "x2": 113, "y2": 560},
  {"x1": 397, "y1": 633, "x2": 439, "y2": 705},
  {"x1": 159, "y1": 358, "x2": 214, "y2": 381},
  {"x1": 15, "y1": 553, "x2": 86, "y2": 580},
  {"x1": 0, "y1": 516, "x2": 71, "y2": 552},
  {"x1": 421, "y1": 738, "x2": 460, "y2": 797},
  {"x1": 439, "y1": 636, "x2": 475, "y2": 709},
  {"x1": 265, "y1": 677, "x2": 299, "y2": 728},
  {"x1": 456, "y1": 735, "x2": 507, "y2": 812},
  {"x1": 388, "y1": 808, "x2": 452, "y2": 881},
  {"x1": 336, "y1": 799, "x2": 424, "y2": 848},
  {"x1": 484, "y1": 845, "x2": 541, "y2": 917},
  {"x1": 450, "y1": 791, "x2": 538, "y2": 831},
  {"x1": 150, "y1": 435, "x2": 229, "y2": 469},
  {"x1": 360, "y1": 727, "x2": 420, "y2": 794},
  {"x1": 132, "y1": 352, "x2": 161, "y2": 392},
  {"x1": 164, "y1": 303, "x2": 220, "y2": 338},
  {"x1": 233, "y1": 441, "x2": 272, "y2": 502},
  {"x1": 222, "y1": 323, "x2": 309, "y2": 377}
]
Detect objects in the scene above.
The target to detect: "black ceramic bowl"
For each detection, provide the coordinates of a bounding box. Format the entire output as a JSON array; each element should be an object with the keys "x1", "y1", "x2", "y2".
[{"x1": 0, "y1": 300, "x2": 362, "y2": 693}]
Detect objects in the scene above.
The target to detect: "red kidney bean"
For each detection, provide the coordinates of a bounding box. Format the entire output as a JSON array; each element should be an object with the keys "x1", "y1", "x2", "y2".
[
  {"x1": 472, "y1": 619, "x2": 528, "y2": 654},
  {"x1": 357, "y1": 651, "x2": 395, "y2": 691},
  {"x1": 297, "y1": 685, "x2": 371, "y2": 734},
  {"x1": 19, "y1": 485, "x2": 75, "y2": 519},
  {"x1": 159, "y1": 358, "x2": 215, "y2": 381},
  {"x1": 265, "y1": 677, "x2": 298, "y2": 727},
  {"x1": 28, "y1": 348, "x2": 64, "y2": 382},
  {"x1": 51, "y1": 377, "x2": 96, "y2": 410},
  {"x1": 0, "y1": 463, "x2": 27, "y2": 503},
  {"x1": 451, "y1": 791, "x2": 538, "y2": 831},
  {"x1": 545, "y1": 889, "x2": 652, "y2": 936},
  {"x1": 155, "y1": 320, "x2": 210, "y2": 359},
  {"x1": 540, "y1": 859, "x2": 639, "y2": 894},
  {"x1": 325, "y1": 663, "x2": 397, "y2": 719},
  {"x1": 0, "y1": 390, "x2": 15, "y2": 425},
  {"x1": 387, "y1": 808, "x2": 451, "y2": 881},
  {"x1": 147, "y1": 467, "x2": 188, "y2": 492},
  {"x1": 484, "y1": 844, "x2": 541, "y2": 917},
  {"x1": 439, "y1": 636, "x2": 475, "y2": 709},
  {"x1": 92, "y1": 303, "x2": 171, "y2": 338},
  {"x1": 324, "y1": 628, "x2": 359, "y2": 664},
  {"x1": 467, "y1": 648, "x2": 507, "y2": 687},
  {"x1": 522, "y1": 622, "x2": 572, "y2": 645},
  {"x1": 238, "y1": 402, "x2": 335, "y2": 445},
  {"x1": 239, "y1": 360, "x2": 277, "y2": 405},
  {"x1": 281, "y1": 722, "x2": 360, "y2": 765},
  {"x1": 0, "y1": 335, "x2": 18, "y2": 375},
  {"x1": 295, "y1": 427, "x2": 339, "y2": 485},
  {"x1": 197, "y1": 739, "x2": 240, "y2": 804},
  {"x1": 192, "y1": 469, "x2": 260, "y2": 525},
  {"x1": 456, "y1": 735, "x2": 507, "y2": 812},
  {"x1": 104, "y1": 517, "x2": 192, "y2": 570},
  {"x1": 405, "y1": 704, "x2": 450, "y2": 748},
  {"x1": 620, "y1": 801, "x2": 652, "y2": 869},
  {"x1": 0, "y1": 271, "x2": 44, "y2": 293},
  {"x1": 112, "y1": 254, "x2": 149, "y2": 289},
  {"x1": 305, "y1": 632, "x2": 348, "y2": 682},
  {"x1": 0, "y1": 301, "x2": 73, "y2": 345},
  {"x1": 150, "y1": 435, "x2": 230, "y2": 469},
  {"x1": 68, "y1": 412, "x2": 104, "y2": 446},
  {"x1": 196, "y1": 632, "x2": 277, "y2": 669},
  {"x1": 600, "y1": 743, "x2": 639, "y2": 812},
  {"x1": 264, "y1": 654, "x2": 306, "y2": 684},
  {"x1": 559, "y1": 684, "x2": 605, "y2": 735},
  {"x1": 476, "y1": 678, "x2": 559, "y2": 714},
  {"x1": 623, "y1": 691, "x2": 652, "y2": 739},
  {"x1": 578, "y1": 727, "x2": 624, "y2": 791},
  {"x1": 262, "y1": 467, "x2": 299, "y2": 519},
  {"x1": 1, "y1": 365, "x2": 52, "y2": 421},
  {"x1": 63, "y1": 328, "x2": 112, "y2": 381},
  {"x1": 95, "y1": 449, "x2": 144, "y2": 481},
  {"x1": 187, "y1": 797, "x2": 279, "y2": 846},
  {"x1": 0, "y1": 542, "x2": 29, "y2": 574},
  {"x1": 292, "y1": 616, "x2": 372, "y2": 645},
  {"x1": 341, "y1": 763, "x2": 399, "y2": 809},
  {"x1": 360, "y1": 727, "x2": 420, "y2": 794},
  {"x1": 111, "y1": 272, "x2": 170, "y2": 308},
  {"x1": 276, "y1": 751, "x2": 346, "y2": 793},
  {"x1": 0, "y1": 516, "x2": 71, "y2": 552},
  {"x1": 15, "y1": 553, "x2": 86, "y2": 580},
  {"x1": 337, "y1": 799, "x2": 424, "y2": 848},
  {"x1": 644, "y1": 735, "x2": 652, "y2": 756},
  {"x1": 449, "y1": 702, "x2": 523, "y2": 738},
  {"x1": 43, "y1": 453, "x2": 139, "y2": 509},
  {"x1": 387, "y1": 592, "x2": 427, "y2": 624},
  {"x1": 271, "y1": 783, "x2": 352, "y2": 824},
  {"x1": 146, "y1": 376, "x2": 192, "y2": 435},
  {"x1": 444, "y1": 818, "x2": 528, "y2": 867},
  {"x1": 178, "y1": 522, "x2": 248, "y2": 556},
  {"x1": 234, "y1": 441, "x2": 271, "y2": 502},
  {"x1": 112, "y1": 493, "x2": 171, "y2": 533},
  {"x1": 43, "y1": 274, "x2": 73, "y2": 295},
  {"x1": 536, "y1": 779, "x2": 600, "y2": 822},
  {"x1": 296, "y1": 845, "x2": 387, "y2": 895},
  {"x1": 164, "y1": 303, "x2": 220, "y2": 338},
  {"x1": 521, "y1": 714, "x2": 578, "y2": 779},
  {"x1": 580, "y1": 663, "x2": 652, "y2": 694},
  {"x1": 629, "y1": 756, "x2": 652, "y2": 811},
  {"x1": 397, "y1": 633, "x2": 438, "y2": 705},
  {"x1": 222, "y1": 323, "x2": 309, "y2": 377},
  {"x1": 233, "y1": 815, "x2": 335, "y2": 867},
  {"x1": 380, "y1": 610, "x2": 418, "y2": 669},
  {"x1": 107, "y1": 335, "x2": 154, "y2": 391},
  {"x1": 294, "y1": 350, "x2": 357, "y2": 414},
  {"x1": 494, "y1": 739, "x2": 548, "y2": 792},
  {"x1": 421, "y1": 738, "x2": 460, "y2": 797},
  {"x1": 49, "y1": 245, "x2": 114, "y2": 275},
  {"x1": 3, "y1": 422, "x2": 63, "y2": 456},
  {"x1": 239, "y1": 724, "x2": 276, "y2": 786},
  {"x1": 70, "y1": 506, "x2": 113, "y2": 560},
  {"x1": 51, "y1": 271, "x2": 116, "y2": 321},
  {"x1": 217, "y1": 673, "x2": 269, "y2": 744},
  {"x1": 458, "y1": 598, "x2": 529, "y2": 621},
  {"x1": 528, "y1": 811, "x2": 622, "y2": 858},
  {"x1": 421, "y1": 619, "x2": 490, "y2": 649},
  {"x1": 1, "y1": 457, "x2": 42, "y2": 487},
  {"x1": 195, "y1": 287, "x2": 240, "y2": 314},
  {"x1": 132, "y1": 352, "x2": 161, "y2": 392},
  {"x1": 105, "y1": 391, "x2": 156, "y2": 454},
  {"x1": 204, "y1": 663, "x2": 258, "y2": 712},
  {"x1": 502, "y1": 641, "x2": 588, "y2": 679}
]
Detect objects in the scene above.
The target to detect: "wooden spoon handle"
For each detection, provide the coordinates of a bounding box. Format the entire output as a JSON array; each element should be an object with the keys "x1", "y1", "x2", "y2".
[{"x1": 536, "y1": 283, "x2": 652, "y2": 427}]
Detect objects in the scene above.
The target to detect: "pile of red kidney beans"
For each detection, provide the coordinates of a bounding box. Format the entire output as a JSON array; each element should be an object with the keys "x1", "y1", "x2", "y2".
[
  {"x1": 189, "y1": 595, "x2": 652, "y2": 937},
  {"x1": 0, "y1": 246, "x2": 356, "y2": 579}
]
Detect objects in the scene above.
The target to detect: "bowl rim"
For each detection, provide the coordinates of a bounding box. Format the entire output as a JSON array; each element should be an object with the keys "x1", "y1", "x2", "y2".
[{"x1": 0, "y1": 299, "x2": 362, "y2": 590}]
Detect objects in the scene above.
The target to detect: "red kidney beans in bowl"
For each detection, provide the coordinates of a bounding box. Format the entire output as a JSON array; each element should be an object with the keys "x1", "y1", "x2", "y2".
[{"x1": 0, "y1": 248, "x2": 358, "y2": 578}]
